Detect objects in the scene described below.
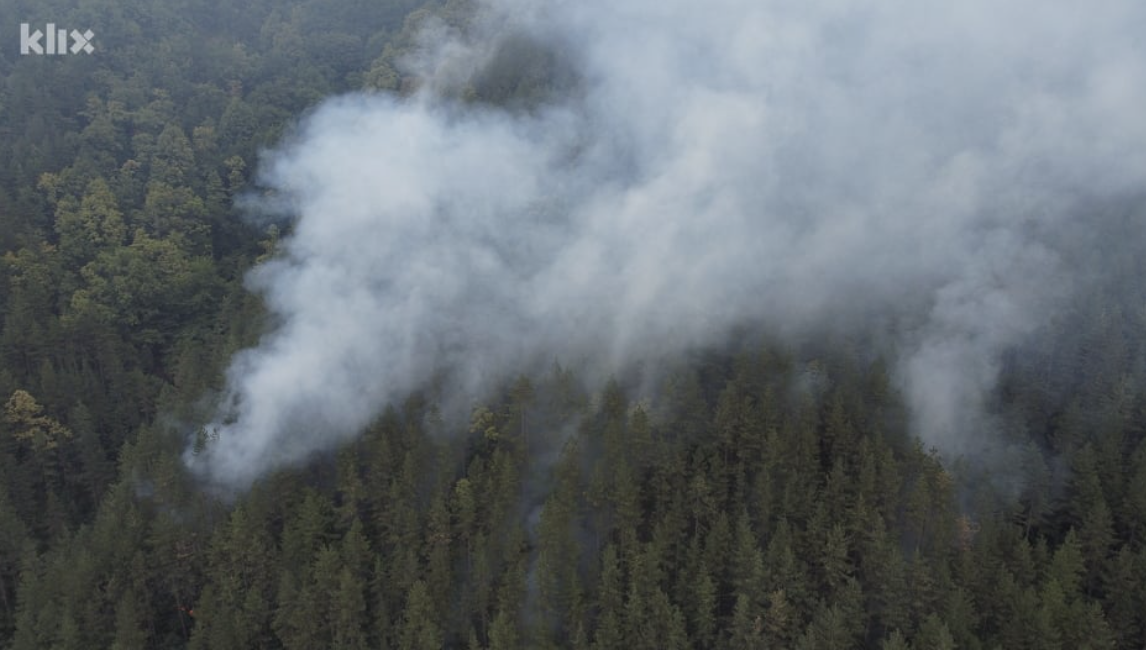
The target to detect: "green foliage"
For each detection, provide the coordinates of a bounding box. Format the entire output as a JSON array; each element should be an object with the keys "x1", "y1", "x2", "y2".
[
  {"x1": 5, "y1": 329, "x2": 1145, "y2": 649},
  {"x1": 3, "y1": 1, "x2": 1146, "y2": 649}
]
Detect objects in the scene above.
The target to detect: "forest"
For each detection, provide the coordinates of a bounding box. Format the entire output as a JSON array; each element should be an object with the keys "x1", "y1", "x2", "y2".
[{"x1": 2, "y1": 0, "x2": 1146, "y2": 648}]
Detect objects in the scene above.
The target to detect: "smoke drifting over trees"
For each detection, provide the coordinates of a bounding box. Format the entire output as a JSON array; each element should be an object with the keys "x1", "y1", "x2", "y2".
[{"x1": 187, "y1": 0, "x2": 1146, "y2": 489}]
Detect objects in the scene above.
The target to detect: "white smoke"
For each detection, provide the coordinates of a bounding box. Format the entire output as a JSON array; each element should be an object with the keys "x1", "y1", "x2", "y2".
[{"x1": 186, "y1": 0, "x2": 1146, "y2": 489}]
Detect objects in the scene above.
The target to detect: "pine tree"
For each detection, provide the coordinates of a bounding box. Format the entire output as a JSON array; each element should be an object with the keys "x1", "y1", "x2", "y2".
[
  {"x1": 1101, "y1": 545, "x2": 1141, "y2": 647},
  {"x1": 881, "y1": 629, "x2": 912, "y2": 650},
  {"x1": 915, "y1": 613, "x2": 957, "y2": 650},
  {"x1": 332, "y1": 567, "x2": 369, "y2": 650},
  {"x1": 488, "y1": 608, "x2": 518, "y2": 650},
  {"x1": 424, "y1": 491, "x2": 453, "y2": 613},
  {"x1": 398, "y1": 580, "x2": 444, "y2": 650},
  {"x1": 763, "y1": 589, "x2": 797, "y2": 648},
  {"x1": 110, "y1": 593, "x2": 149, "y2": 650},
  {"x1": 1047, "y1": 530, "x2": 1085, "y2": 597},
  {"x1": 688, "y1": 564, "x2": 717, "y2": 648},
  {"x1": 728, "y1": 592, "x2": 763, "y2": 650}
]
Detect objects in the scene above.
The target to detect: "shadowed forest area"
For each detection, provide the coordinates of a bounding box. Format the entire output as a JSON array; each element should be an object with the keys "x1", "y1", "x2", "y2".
[{"x1": 2, "y1": 0, "x2": 1146, "y2": 648}]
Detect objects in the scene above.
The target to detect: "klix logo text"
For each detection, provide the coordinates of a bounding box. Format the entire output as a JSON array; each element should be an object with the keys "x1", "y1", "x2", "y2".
[{"x1": 20, "y1": 23, "x2": 95, "y2": 55}]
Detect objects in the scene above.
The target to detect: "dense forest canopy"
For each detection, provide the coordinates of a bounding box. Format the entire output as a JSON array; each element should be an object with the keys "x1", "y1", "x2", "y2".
[{"x1": 1, "y1": 0, "x2": 1146, "y2": 648}]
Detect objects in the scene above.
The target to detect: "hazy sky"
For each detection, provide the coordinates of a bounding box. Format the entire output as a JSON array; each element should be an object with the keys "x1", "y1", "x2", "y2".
[{"x1": 186, "y1": 0, "x2": 1146, "y2": 489}]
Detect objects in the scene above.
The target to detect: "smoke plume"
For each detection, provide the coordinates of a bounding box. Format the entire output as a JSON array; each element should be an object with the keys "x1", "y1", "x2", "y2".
[{"x1": 186, "y1": 0, "x2": 1146, "y2": 489}]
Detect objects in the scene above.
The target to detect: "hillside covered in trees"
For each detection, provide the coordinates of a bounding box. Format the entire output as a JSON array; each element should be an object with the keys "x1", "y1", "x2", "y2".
[{"x1": 2, "y1": 0, "x2": 1146, "y2": 648}]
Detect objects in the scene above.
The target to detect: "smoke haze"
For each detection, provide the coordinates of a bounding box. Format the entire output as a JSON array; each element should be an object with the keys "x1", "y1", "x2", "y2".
[{"x1": 186, "y1": 0, "x2": 1146, "y2": 489}]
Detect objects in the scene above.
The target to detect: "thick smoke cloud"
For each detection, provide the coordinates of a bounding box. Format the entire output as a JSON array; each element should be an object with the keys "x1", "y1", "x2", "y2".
[{"x1": 186, "y1": 0, "x2": 1146, "y2": 489}]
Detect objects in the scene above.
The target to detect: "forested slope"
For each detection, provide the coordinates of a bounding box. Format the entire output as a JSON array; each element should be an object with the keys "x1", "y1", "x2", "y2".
[{"x1": 2, "y1": 0, "x2": 1146, "y2": 648}]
